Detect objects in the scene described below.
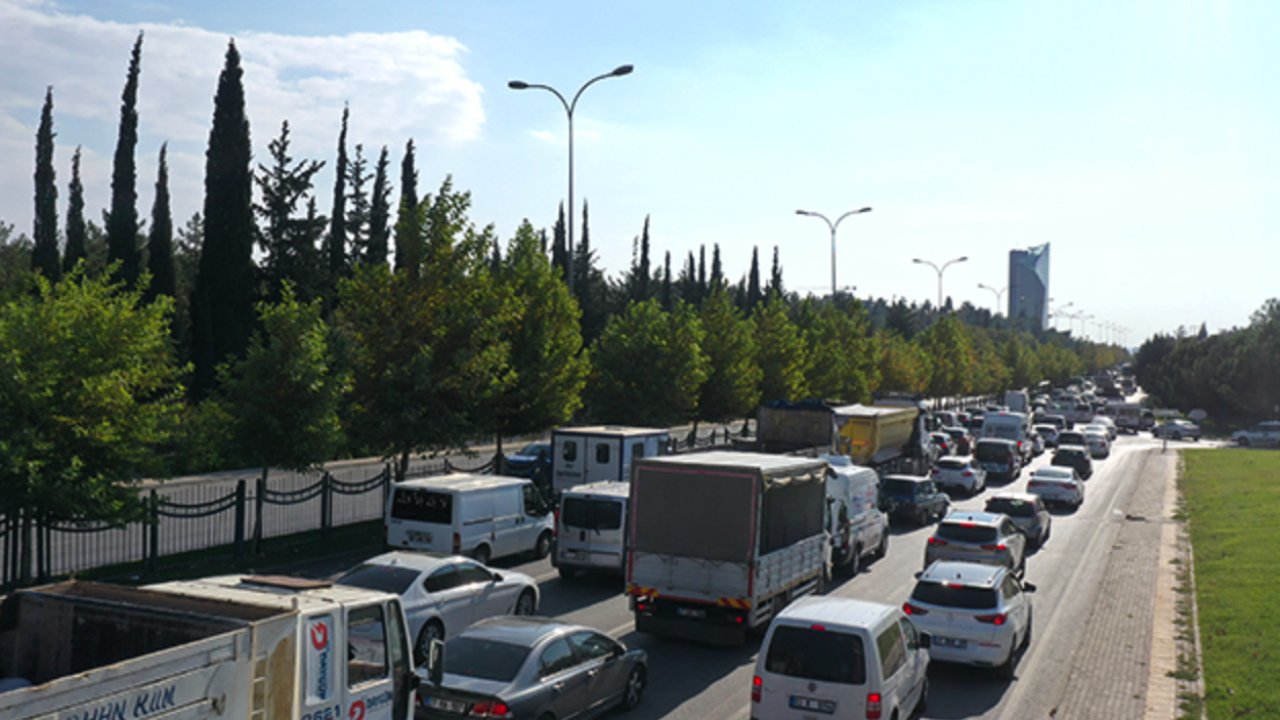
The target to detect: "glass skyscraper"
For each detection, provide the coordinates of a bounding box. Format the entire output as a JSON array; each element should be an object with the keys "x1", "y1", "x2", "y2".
[{"x1": 1008, "y1": 243, "x2": 1050, "y2": 329}]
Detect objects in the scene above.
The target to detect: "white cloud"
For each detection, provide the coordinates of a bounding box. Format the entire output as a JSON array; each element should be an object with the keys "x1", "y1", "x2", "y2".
[{"x1": 0, "y1": 0, "x2": 484, "y2": 230}]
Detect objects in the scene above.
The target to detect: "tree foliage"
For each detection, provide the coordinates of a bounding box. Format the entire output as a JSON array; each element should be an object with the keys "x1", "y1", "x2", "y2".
[
  {"x1": 254, "y1": 120, "x2": 325, "y2": 302},
  {"x1": 144, "y1": 143, "x2": 176, "y2": 303},
  {"x1": 698, "y1": 288, "x2": 761, "y2": 423},
  {"x1": 32, "y1": 86, "x2": 60, "y2": 281},
  {"x1": 106, "y1": 33, "x2": 143, "y2": 287},
  {"x1": 753, "y1": 295, "x2": 809, "y2": 402},
  {"x1": 796, "y1": 297, "x2": 879, "y2": 403},
  {"x1": 63, "y1": 147, "x2": 87, "y2": 274}
]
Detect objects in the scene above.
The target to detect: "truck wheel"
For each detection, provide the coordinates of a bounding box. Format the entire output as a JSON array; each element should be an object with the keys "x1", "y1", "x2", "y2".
[
  {"x1": 472, "y1": 544, "x2": 491, "y2": 565},
  {"x1": 875, "y1": 532, "x2": 889, "y2": 559},
  {"x1": 851, "y1": 544, "x2": 863, "y2": 576}
]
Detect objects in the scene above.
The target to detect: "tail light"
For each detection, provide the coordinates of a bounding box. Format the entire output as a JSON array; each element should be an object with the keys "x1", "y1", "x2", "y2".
[
  {"x1": 452, "y1": 532, "x2": 461, "y2": 554},
  {"x1": 975, "y1": 613, "x2": 1007, "y2": 625},
  {"x1": 927, "y1": 537, "x2": 948, "y2": 547},
  {"x1": 1028, "y1": 481, "x2": 1042, "y2": 488},
  {"x1": 751, "y1": 675, "x2": 762, "y2": 703},
  {"x1": 468, "y1": 700, "x2": 512, "y2": 718},
  {"x1": 901, "y1": 602, "x2": 928, "y2": 616},
  {"x1": 930, "y1": 467, "x2": 940, "y2": 474},
  {"x1": 866, "y1": 691, "x2": 883, "y2": 719},
  {"x1": 981, "y1": 543, "x2": 1007, "y2": 552},
  {"x1": 961, "y1": 470, "x2": 973, "y2": 477}
]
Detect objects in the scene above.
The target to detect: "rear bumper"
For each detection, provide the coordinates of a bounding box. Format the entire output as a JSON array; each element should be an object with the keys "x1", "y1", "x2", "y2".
[{"x1": 928, "y1": 637, "x2": 1012, "y2": 666}]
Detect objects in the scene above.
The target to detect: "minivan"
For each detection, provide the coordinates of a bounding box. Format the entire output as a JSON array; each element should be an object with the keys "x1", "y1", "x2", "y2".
[
  {"x1": 980, "y1": 411, "x2": 1033, "y2": 462},
  {"x1": 752, "y1": 596, "x2": 929, "y2": 720},
  {"x1": 552, "y1": 480, "x2": 629, "y2": 579},
  {"x1": 385, "y1": 473, "x2": 554, "y2": 565},
  {"x1": 974, "y1": 438, "x2": 1022, "y2": 482}
]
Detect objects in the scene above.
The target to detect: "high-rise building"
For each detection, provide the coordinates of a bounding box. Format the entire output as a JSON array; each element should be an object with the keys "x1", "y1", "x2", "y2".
[{"x1": 1008, "y1": 243, "x2": 1050, "y2": 329}]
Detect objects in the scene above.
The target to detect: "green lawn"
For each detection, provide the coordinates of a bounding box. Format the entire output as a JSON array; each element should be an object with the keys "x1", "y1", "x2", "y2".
[{"x1": 1182, "y1": 449, "x2": 1280, "y2": 719}]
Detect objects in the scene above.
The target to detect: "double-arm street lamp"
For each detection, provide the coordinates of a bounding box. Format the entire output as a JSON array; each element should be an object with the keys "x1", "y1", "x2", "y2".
[
  {"x1": 508, "y1": 64, "x2": 634, "y2": 295},
  {"x1": 1049, "y1": 301, "x2": 1074, "y2": 331},
  {"x1": 795, "y1": 207, "x2": 872, "y2": 296},
  {"x1": 912, "y1": 256, "x2": 968, "y2": 308},
  {"x1": 977, "y1": 283, "x2": 1007, "y2": 314}
]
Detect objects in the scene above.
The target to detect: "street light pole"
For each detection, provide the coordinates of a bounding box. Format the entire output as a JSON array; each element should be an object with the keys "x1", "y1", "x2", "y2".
[
  {"x1": 912, "y1": 256, "x2": 968, "y2": 308},
  {"x1": 977, "y1": 283, "x2": 1007, "y2": 314},
  {"x1": 508, "y1": 64, "x2": 634, "y2": 295},
  {"x1": 796, "y1": 207, "x2": 872, "y2": 297},
  {"x1": 1050, "y1": 301, "x2": 1074, "y2": 331}
]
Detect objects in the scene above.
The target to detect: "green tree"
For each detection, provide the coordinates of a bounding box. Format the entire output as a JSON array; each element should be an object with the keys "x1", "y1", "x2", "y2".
[
  {"x1": 191, "y1": 40, "x2": 255, "y2": 398},
  {"x1": 1003, "y1": 334, "x2": 1042, "y2": 389},
  {"x1": 325, "y1": 106, "x2": 350, "y2": 290},
  {"x1": 753, "y1": 295, "x2": 809, "y2": 402},
  {"x1": 217, "y1": 284, "x2": 346, "y2": 492},
  {"x1": 366, "y1": 145, "x2": 391, "y2": 266},
  {"x1": 346, "y1": 143, "x2": 371, "y2": 261},
  {"x1": 571, "y1": 201, "x2": 609, "y2": 345},
  {"x1": 63, "y1": 147, "x2": 87, "y2": 273},
  {"x1": 106, "y1": 33, "x2": 143, "y2": 287},
  {"x1": 916, "y1": 314, "x2": 977, "y2": 397},
  {"x1": 0, "y1": 221, "x2": 33, "y2": 301},
  {"x1": 746, "y1": 246, "x2": 762, "y2": 310},
  {"x1": 768, "y1": 246, "x2": 784, "y2": 299},
  {"x1": 32, "y1": 86, "x2": 60, "y2": 281},
  {"x1": 550, "y1": 203, "x2": 568, "y2": 281},
  {"x1": 254, "y1": 120, "x2": 325, "y2": 302},
  {"x1": 393, "y1": 139, "x2": 421, "y2": 277},
  {"x1": 698, "y1": 288, "x2": 762, "y2": 425},
  {"x1": 586, "y1": 299, "x2": 709, "y2": 425},
  {"x1": 875, "y1": 330, "x2": 932, "y2": 394},
  {"x1": 797, "y1": 297, "x2": 879, "y2": 403},
  {"x1": 627, "y1": 215, "x2": 652, "y2": 303},
  {"x1": 144, "y1": 143, "x2": 175, "y2": 303}
]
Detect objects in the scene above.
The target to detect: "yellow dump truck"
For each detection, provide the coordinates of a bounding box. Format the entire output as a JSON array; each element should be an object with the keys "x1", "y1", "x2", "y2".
[{"x1": 833, "y1": 404, "x2": 921, "y2": 466}]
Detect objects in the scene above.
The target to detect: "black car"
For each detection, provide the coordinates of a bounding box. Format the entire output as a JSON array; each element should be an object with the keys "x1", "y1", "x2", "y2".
[
  {"x1": 880, "y1": 474, "x2": 950, "y2": 526},
  {"x1": 1052, "y1": 446, "x2": 1094, "y2": 479},
  {"x1": 504, "y1": 441, "x2": 552, "y2": 486}
]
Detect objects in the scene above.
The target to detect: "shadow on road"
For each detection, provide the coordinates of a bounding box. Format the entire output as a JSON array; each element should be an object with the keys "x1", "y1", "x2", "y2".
[
  {"x1": 607, "y1": 630, "x2": 760, "y2": 719},
  {"x1": 922, "y1": 662, "x2": 1012, "y2": 718},
  {"x1": 536, "y1": 571, "x2": 626, "y2": 616}
]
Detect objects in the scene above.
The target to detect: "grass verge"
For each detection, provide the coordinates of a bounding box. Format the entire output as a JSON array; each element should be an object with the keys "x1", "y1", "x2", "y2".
[{"x1": 1181, "y1": 449, "x2": 1280, "y2": 719}]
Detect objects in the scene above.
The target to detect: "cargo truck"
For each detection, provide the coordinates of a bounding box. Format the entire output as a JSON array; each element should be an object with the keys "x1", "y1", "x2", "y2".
[
  {"x1": 549, "y1": 425, "x2": 669, "y2": 495},
  {"x1": 833, "y1": 403, "x2": 925, "y2": 471},
  {"x1": 626, "y1": 452, "x2": 829, "y2": 645},
  {"x1": 0, "y1": 575, "x2": 418, "y2": 720}
]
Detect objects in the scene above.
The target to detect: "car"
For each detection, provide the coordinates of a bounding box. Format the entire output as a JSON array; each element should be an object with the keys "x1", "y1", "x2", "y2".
[
  {"x1": 923, "y1": 510, "x2": 1027, "y2": 577},
  {"x1": 1233, "y1": 421, "x2": 1280, "y2": 448},
  {"x1": 1082, "y1": 428, "x2": 1111, "y2": 459},
  {"x1": 1056, "y1": 430, "x2": 1087, "y2": 448},
  {"x1": 1052, "y1": 445, "x2": 1094, "y2": 480},
  {"x1": 753, "y1": 596, "x2": 930, "y2": 720},
  {"x1": 1026, "y1": 466, "x2": 1085, "y2": 509},
  {"x1": 984, "y1": 492, "x2": 1051, "y2": 548},
  {"x1": 942, "y1": 425, "x2": 973, "y2": 455},
  {"x1": 929, "y1": 431, "x2": 954, "y2": 458},
  {"x1": 1154, "y1": 419, "x2": 1202, "y2": 441},
  {"x1": 974, "y1": 438, "x2": 1022, "y2": 482},
  {"x1": 934, "y1": 410, "x2": 959, "y2": 428},
  {"x1": 931, "y1": 455, "x2": 987, "y2": 496},
  {"x1": 881, "y1": 474, "x2": 951, "y2": 526},
  {"x1": 1033, "y1": 424, "x2": 1060, "y2": 448},
  {"x1": 418, "y1": 616, "x2": 648, "y2": 719},
  {"x1": 503, "y1": 441, "x2": 552, "y2": 485},
  {"x1": 903, "y1": 561, "x2": 1036, "y2": 678},
  {"x1": 1029, "y1": 429, "x2": 1046, "y2": 457},
  {"x1": 1090, "y1": 415, "x2": 1118, "y2": 440},
  {"x1": 335, "y1": 551, "x2": 540, "y2": 665}
]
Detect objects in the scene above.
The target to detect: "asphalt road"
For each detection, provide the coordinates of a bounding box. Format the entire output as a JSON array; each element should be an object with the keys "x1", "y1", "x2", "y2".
[{"x1": 291, "y1": 431, "x2": 1196, "y2": 720}]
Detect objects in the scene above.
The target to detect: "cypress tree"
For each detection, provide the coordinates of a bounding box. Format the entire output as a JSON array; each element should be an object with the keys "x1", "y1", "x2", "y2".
[
  {"x1": 660, "y1": 250, "x2": 673, "y2": 310},
  {"x1": 144, "y1": 143, "x2": 175, "y2": 302},
  {"x1": 710, "y1": 243, "x2": 724, "y2": 291},
  {"x1": 366, "y1": 145, "x2": 391, "y2": 266},
  {"x1": 697, "y1": 245, "x2": 707, "y2": 304},
  {"x1": 346, "y1": 143, "x2": 370, "y2": 261},
  {"x1": 747, "y1": 246, "x2": 762, "y2": 309},
  {"x1": 769, "y1": 246, "x2": 784, "y2": 298},
  {"x1": 678, "y1": 251, "x2": 697, "y2": 304},
  {"x1": 191, "y1": 40, "x2": 255, "y2": 398},
  {"x1": 393, "y1": 138, "x2": 419, "y2": 276},
  {"x1": 325, "y1": 105, "x2": 349, "y2": 286},
  {"x1": 32, "y1": 85, "x2": 60, "y2": 281},
  {"x1": 635, "y1": 215, "x2": 651, "y2": 302},
  {"x1": 253, "y1": 120, "x2": 325, "y2": 301},
  {"x1": 550, "y1": 203, "x2": 568, "y2": 280},
  {"x1": 64, "y1": 146, "x2": 86, "y2": 273},
  {"x1": 106, "y1": 32, "x2": 143, "y2": 286},
  {"x1": 573, "y1": 201, "x2": 592, "y2": 303}
]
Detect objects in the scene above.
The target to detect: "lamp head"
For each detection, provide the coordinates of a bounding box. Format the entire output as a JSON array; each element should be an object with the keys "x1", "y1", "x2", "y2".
[
  {"x1": 912, "y1": 258, "x2": 925, "y2": 264},
  {"x1": 507, "y1": 80, "x2": 529, "y2": 90},
  {"x1": 796, "y1": 209, "x2": 813, "y2": 216},
  {"x1": 956, "y1": 256, "x2": 969, "y2": 262},
  {"x1": 858, "y1": 207, "x2": 872, "y2": 213},
  {"x1": 612, "y1": 64, "x2": 635, "y2": 77}
]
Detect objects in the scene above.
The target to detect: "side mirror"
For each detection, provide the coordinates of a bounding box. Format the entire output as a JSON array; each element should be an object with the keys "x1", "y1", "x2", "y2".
[
  {"x1": 427, "y1": 638, "x2": 445, "y2": 686},
  {"x1": 913, "y1": 571, "x2": 922, "y2": 580},
  {"x1": 918, "y1": 632, "x2": 932, "y2": 649},
  {"x1": 1022, "y1": 582, "x2": 1037, "y2": 593},
  {"x1": 490, "y1": 573, "x2": 502, "y2": 583}
]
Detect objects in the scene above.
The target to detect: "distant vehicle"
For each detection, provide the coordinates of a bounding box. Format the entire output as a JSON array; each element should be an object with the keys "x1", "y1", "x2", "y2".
[
  {"x1": 1154, "y1": 419, "x2": 1202, "y2": 441},
  {"x1": 1056, "y1": 430, "x2": 1087, "y2": 448},
  {"x1": 1027, "y1": 466, "x2": 1085, "y2": 509},
  {"x1": 984, "y1": 492, "x2": 1051, "y2": 548},
  {"x1": 503, "y1": 440, "x2": 551, "y2": 486},
  {"x1": 1034, "y1": 424, "x2": 1060, "y2": 448},
  {"x1": 980, "y1": 412, "x2": 1034, "y2": 462},
  {"x1": 336, "y1": 551, "x2": 539, "y2": 664},
  {"x1": 931, "y1": 455, "x2": 987, "y2": 496},
  {"x1": 823, "y1": 455, "x2": 891, "y2": 575},
  {"x1": 419, "y1": 616, "x2": 648, "y2": 719},
  {"x1": 753, "y1": 596, "x2": 930, "y2": 720},
  {"x1": 1090, "y1": 415, "x2": 1118, "y2": 440},
  {"x1": 1233, "y1": 421, "x2": 1280, "y2": 448},
  {"x1": 881, "y1": 474, "x2": 951, "y2": 526},
  {"x1": 1004, "y1": 390, "x2": 1030, "y2": 413},
  {"x1": 904, "y1": 561, "x2": 1035, "y2": 678},
  {"x1": 1052, "y1": 445, "x2": 1094, "y2": 480},
  {"x1": 1082, "y1": 428, "x2": 1111, "y2": 459},
  {"x1": 974, "y1": 438, "x2": 1022, "y2": 482},
  {"x1": 551, "y1": 426, "x2": 669, "y2": 495},
  {"x1": 929, "y1": 431, "x2": 954, "y2": 459},
  {"x1": 942, "y1": 425, "x2": 974, "y2": 455},
  {"x1": 923, "y1": 511, "x2": 1027, "y2": 576},
  {"x1": 553, "y1": 481, "x2": 630, "y2": 579},
  {"x1": 934, "y1": 410, "x2": 959, "y2": 428},
  {"x1": 1038, "y1": 413, "x2": 1069, "y2": 431}
]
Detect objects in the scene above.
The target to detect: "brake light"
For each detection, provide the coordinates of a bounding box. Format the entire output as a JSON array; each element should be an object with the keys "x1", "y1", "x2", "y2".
[
  {"x1": 961, "y1": 470, "x2": 973, "y2": 477},
  {"x1": 927, "y1": 537, "x2": 948, "y2": 546},
  {"x1": 975, "y1": 613, "x2": 1007, "y2": 626},
  {"x1": 1028, "y1": 481, "x2": 1042, "y2": 488},
  {"x1": 468, "y1": 700, "x2": 512, "y2": 718},
  {"x1": 751, "y1": 675, "x2": 762, "y2": 703},
  {"x1": 452, "y1": 532, "x2": 461, "y2": 554},
  {"x1": 810, "y1": 624, "x2": 827, "y2": 631},
  {"x1": 981, "y1": 544, "x2": 1007, "y2": 552},
  {"x1": 901, "y1": 602, "x2": 928, "y2": 616},
  {"x1": 931, "y1": 467, "x2": 940, "y2": 474},
  {"x1": 866, "y1": 691, "x2": 883, "y2": 719}
]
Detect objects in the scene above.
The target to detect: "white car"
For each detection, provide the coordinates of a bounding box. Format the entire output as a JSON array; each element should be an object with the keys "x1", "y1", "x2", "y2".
[
  {"x1": 1026, "y1": 466, "x2": 1085, "y2": 509},
  {"x1": 335, "y1": 551, "x2": 539, "y2": 664},
  {"x1": 904, "y1": 561, "x2": 1035, "y2": 678},
  {"x1": 1233, "y1": 421, "x2": 1280, "y2": 448},
  {"x1": 930, "y1": 455, "x2": 987, "y2": 496},
  {"x1": 1089, "y1": 415, "x2": 1118, "y2": 441},
  {"x1": 1082, "y1": 428, "x2": 1111, "y2": 459}
]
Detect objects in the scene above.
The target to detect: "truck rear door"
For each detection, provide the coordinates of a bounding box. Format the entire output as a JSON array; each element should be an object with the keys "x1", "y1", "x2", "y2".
[{"x1": 302, "y1": 601, "x2": 414, "y2": 720}]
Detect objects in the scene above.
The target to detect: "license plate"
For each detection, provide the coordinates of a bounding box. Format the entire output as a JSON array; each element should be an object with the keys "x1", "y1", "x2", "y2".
[
  {"x1": 789, "y1": 695, "x2": 836, "y2": 714},
  {"x1": 935, "y1": 636, "x2": 968, "y2": 648},
  {"x1": 408, "y1": 530, "x2": 433, "y2": 544},
  {"x1": 425, "y1": 696, "x2": 467, "y2": 713},
  {"x1": 676, "y1": 607, "x2": 706, "y2": 619}
]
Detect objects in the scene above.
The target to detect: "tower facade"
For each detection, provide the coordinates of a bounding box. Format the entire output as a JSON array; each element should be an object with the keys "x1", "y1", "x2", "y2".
[{"x1": 1008, "y1": 243, "x2": 1050, "y2": 329}]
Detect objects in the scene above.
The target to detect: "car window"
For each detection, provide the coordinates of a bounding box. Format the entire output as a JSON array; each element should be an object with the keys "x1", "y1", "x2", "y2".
[
  {"x1": 561, "y1": 440, "x2": 577, "y2": 462},
  {"x1": 539, "y1": 638, "x2": 579, "y2": 677},
  {"x1": 875, "y1": 623, "x2": 907, "y2": 679},
  {"x1": 444, "y1": 637, "x2": 530, "y2": 682},
  {"x1": 1001, "y1": 520, "x2": 1019, "y2": 536},
  {"x1": 335, "y1": 564, "x2": 419, "y2": 596},
  {"x1": 898, "y1": 618, "x2": 920, "y2": 650},
  {"x1": 1003, "y1": 576, "x2": 1022, "y2": 598},
  {"x1": 936, "y1": 523, "x2": 997, "y2": 543},
  {"x1": 764, "y1": 625, "x2": 866, "y2": 685},
  {"x1": 389, "y1": 488, "x2": 452, "y2": 524},
  {"x1": 567, "y1": 631, "x2": 617, "y2": 662},
  {"x1": 912, "y1": 581, "x2": 998, "y2": 609},
  {"x1": 882, "y1": 478, "x2": 916, "y2": 495},
  {"x1": 347, "y1": 604, "x2": 389, "y2": 687},
  {"x1": 454, "y1": 562, "x2": 493, "y2": 585},
  {"x1": 523, "y1": 483, "x2": 546, "y2": 516},
  {"x1": 423, "y1": 566, "x2": 460, "y2": 593},
  {"x1": 594, "y1": 442, "x2": 611, "y2": 464},
  {"x1": 985, "y1": 498, "x2": 1033, "y2": 517},
  {"x1": 631, "y1": 441, "x2": 646, "y2": 459}
]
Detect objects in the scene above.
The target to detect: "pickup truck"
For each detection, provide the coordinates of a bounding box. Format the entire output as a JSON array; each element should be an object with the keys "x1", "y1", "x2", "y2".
[{"x1": 0, "y1": 575, "x2": 418, "y2": 720}]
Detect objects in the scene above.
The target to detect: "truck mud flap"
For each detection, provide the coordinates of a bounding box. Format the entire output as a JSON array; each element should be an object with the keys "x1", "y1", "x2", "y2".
[{"x1": 634, "y1": 613, "x2": 746, "y2": 646}]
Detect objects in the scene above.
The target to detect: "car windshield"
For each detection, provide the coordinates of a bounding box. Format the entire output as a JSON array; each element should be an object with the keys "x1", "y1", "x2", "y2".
[
  {"x1": 882, "y1": 478, "x2": 918, "y2": 495},
  {"x1": 1058, "y1": 433, "x2": 1085, "y2": 445},
  {"x1": 516, "y1": 443, "x2": 547, "y2": 456},
  {"x1": 764, "y1": 625, "x2": 866, "y2": 685},
  {"x1": 335, "y1": 564, "x2": 419, "y2": 595},
  {"x1": 561, "y1": 498, "x2": 623, "y2": 531},
  {"x1": 1035, "y1": 468, "x2": 1073, "y2": 480},
  {"x1": 986, "y1": 498, "x2": 1034, "y2": 517},
  {"x1": 443, "y1": 637, "x2": 531, "y2": 682},
  {"x1": 937, "y1": 458, "x2": 967, "y2": 470},
  {"x1": 984, "y1": 425, "x2": 1019, "y2": 440},
  {"x1": 912, "y1": 580, "x2": 998, "y2": 610},
  {"x1": 1055, "y1": 449, "x2": 1085, "y2": 460},
  {"x1": 935, "y1": 523, "x2": 998, "y2": 543}
]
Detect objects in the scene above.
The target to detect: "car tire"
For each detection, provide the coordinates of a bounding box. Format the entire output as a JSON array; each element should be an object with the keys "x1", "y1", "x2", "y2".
[
  {"x1": 875, "y1": 531, "x2": 889, "y2": 559},
  {"x1": 472, "y1": 544, "x2": 491, "y2": 565},
  {"x1": 534, "y1": 530, "x2": 553, "y2": 559},
  {"x1": 415, "y1": 620, "x2": 444, "y2": 666},
  {"x1": 851, "y1": 544, "x2": 864, "y2": 576},
  {"x1": 514, "y1": 589, "x2": 537, "y2": 616},
  {"x1": 1022, "y1": 609, "x2": 1034, "y2": 650},
  {"x1": 916, "y1": 509, "x2": 929, "y2": 526},
  {"x1": 997, "y1": 642, "x2": 1018, "y2": 679},
  {"x1": 621, "y1": 664, "x2": 647, "y2": 711},
  {"x1": 1239, "y1": 437, "x2": 1251, "y2": 448}
]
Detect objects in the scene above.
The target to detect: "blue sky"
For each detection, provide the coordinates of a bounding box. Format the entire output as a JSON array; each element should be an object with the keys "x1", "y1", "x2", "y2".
[{"x1": 2, "y1": 0, "x2": 1277, "y2": 346}]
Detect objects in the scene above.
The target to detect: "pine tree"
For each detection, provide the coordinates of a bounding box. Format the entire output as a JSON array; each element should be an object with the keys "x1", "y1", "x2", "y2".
[
  {"x1": 191, "y1": 40, "x2": 255, "y2": 398},
  {"x1": 144, "y1": 143, "x2": 175, "y2": 302},
  {"x1": 572, "y1": 201, "x2": 592, "y2": 303},
  {"x1": 747, "y1": 246, "x2": 762, "y2": 309},
  {"x1": 366, "y1": 145, "x2": 391, "y2": 266},
  {"x1": 697, "y1": 245, "x2": 707, "y2": 305},
  {"x1": 325, "y1": 106, "x2": 349, "y2": 287},
  {"x1": 253, "y1": 120, "x2": 325, "y2": 301},
  {"x1": 660, "y1": 250, "x2": 673, "y2": 310},
  {"x1": 769, "y1": 246, "x2": 784, "y2": 298},
  {"x1": 393, "y1": 138, "x2": 419, "y2": 276},
  {"x1": 710, "y1": 243, "x2": 724, "y2": 291},
  {"x1": 63, "y1": 146, "x2": 86, "y2": 273},
  {"x1": 677, "y1": 251, "x2": 697, "y2": 304},
  {"x1": 634, "y1": 215, "x2": 652, "y2": 302},
  {"x1": 550, "y1": 203, "x2": 568, "y2": 280},
  {"x1": 346, "y1": 143, "x2": 371, "y2": 261},
  {"x1": 32, "y1": 86, "x2": 60, "y2": 281},
  {"x1": 106, "y1": 32, "x2": 143, "y2": 287}
]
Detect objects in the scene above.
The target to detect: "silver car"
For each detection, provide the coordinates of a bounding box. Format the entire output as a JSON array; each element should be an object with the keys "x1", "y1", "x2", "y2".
[
  {"x1": 419, "y1": 616, "x2": 647, "y2": 719},
  {"x1": 984, "y1": 492, "x2": 1051, "y2": 548},
  {"x1": 923, "y1": 511, "x2": 1027, "y2": 577}
]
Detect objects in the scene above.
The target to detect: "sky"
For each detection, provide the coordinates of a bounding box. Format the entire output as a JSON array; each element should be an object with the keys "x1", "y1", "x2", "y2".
[{"x1": 1, "y1": 0, "x2": 1277, "y2": 346}]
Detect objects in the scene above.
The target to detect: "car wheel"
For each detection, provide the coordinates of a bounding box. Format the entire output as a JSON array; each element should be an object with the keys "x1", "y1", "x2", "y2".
[
  {"x1": 514, "y1": 589, "x2": 537, "y2": 616},
  {"x1": 997, "y1": 642, "x2": 1018, "y2": 679},
  {"x1": 876, "y1": 531, "x2": 889, "y2": 559},
  {"x1": 1239, "y1": 437, "x2": 1251, "y2": 448},
  {"x1": 851, "y1": 544, "x2": 863, "y2": 576},
  {"x1": 916, "y1": 509, "x2": 929, "y2": 526},
  {"x1": 621, "y1": 664, "x2": 647, "y2": 711},
  {"x1": 414, "y1": 620, "x2": 444, "y2": 666},
  {"x1": 1022, "y1": 609, "x2": 1034, "y2": 650},
  {"x1": 534, "y1": 530, "x2": 553, "y2": 559},
  {"x1": 472, "y1": 544, "x2": 491, "y2": 565}
]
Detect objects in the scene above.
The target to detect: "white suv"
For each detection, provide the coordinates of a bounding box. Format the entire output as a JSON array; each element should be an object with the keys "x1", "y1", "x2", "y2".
[
  {"x1": 930, "y1": 456, "x2": 986, "y2": 496},
  {"x1": 904, "y1": 561, "x2": 1036, "y2": 678},
  {"x1": 1234, "y1": 421, "x2": 1280, "y2": 448}
]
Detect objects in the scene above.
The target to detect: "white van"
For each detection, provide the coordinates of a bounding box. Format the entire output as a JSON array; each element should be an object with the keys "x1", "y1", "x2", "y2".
[
  {"x1": 385, "y1": 473, "x2": 554, "y2": 565},
  {"x1": 753, "y1": 596, "x2": 930, "y2": 720},
  {"x1": 980, "y1": 411, "x2": 1033, "y2": 461},
  {"x1": 550, "y1": 426, "x2": 669, "y2": 494},
  {"x1": 822, "y1": 455, "x2": 889, "y2": 574},
  {"x1": 552, "y1": 480, "x2": 629, "y2": 579}
]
